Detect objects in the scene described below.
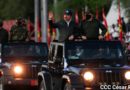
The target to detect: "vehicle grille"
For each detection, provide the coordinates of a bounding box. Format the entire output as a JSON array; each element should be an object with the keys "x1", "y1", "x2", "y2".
[
  {"x1": 22, "y1": 64, "x2": 41, "y2": 79},
  {"x1": 96, "y1": 69, "x2": 124, "y2": 85}
]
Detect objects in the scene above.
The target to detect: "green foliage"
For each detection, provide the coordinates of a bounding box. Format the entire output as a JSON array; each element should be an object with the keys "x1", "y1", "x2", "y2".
[
  {"x1": 116, "y1": 0, "x2": 130, "y2": 17},
  {"x1": 50, "y1": 0, "x2": 112, "y2": 20},
  {"x1": 54, "y1": 0, "x2": 85, "y2": 15},
  {"x1": 120, "y1": 0, "x2": 130, "y2": 8},
  {"x1": 0, "y1": 0, "x2": 34, "y2": 20},
  {"x1": 84, "y1": 0, "x2": 109, "y2": 12},
  {"x1": 0, "y1": 0, "x2": 114, "y2": 20}
]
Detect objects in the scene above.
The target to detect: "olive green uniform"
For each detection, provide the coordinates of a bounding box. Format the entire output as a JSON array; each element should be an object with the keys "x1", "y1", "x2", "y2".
[{"x1": 10, "y1": 25, "x2": 28, "y2": 42}]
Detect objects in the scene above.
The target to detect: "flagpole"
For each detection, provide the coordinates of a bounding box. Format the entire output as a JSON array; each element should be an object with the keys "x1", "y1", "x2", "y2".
[
  {"x1": 102, "y1": 7, "x2": 110, "y2": 40},
  {"x1": 96, "y1": 5, "x2": 98, "y2": 20},
  {"x1": 34, "y1": 0, "x2": 39, "y2": 42},
  {"x1": 41, "y1": 0, "x2": 48, "y2": 43}
]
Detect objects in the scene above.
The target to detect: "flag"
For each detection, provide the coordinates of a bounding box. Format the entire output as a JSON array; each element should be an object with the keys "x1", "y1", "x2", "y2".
[
  {"x1": 118, "y1": 0, "x2": 123, "y2": 41},
  {"x1": 27, "y1": 17, "x2": 35, "y2": 41},
  {"x1": 47, "y1": 24, "x2": 51, "y2": 46},
  {"x1": 48, "y1": 11, "x2": 56, "y2": 45},
  {"x1": 3, "y1": 20, "x2": 15, "y2": 31},
  {"x1": 52, "y1": 20, "x2": 56, "y2": 41},
  {"x1": 96, "y1": 6, "x2": 99, "y2": 20},
  {"x1": 102, "y1": 8, "x2": 110, "y2": 41},
  {"x1": 52, "y1": 26, "x2": 56, "y2": 41},
  {"x1": 82, "y1": 11, "x2": 86, "y2": 21},
  {"x1": 27, "y1": 17, "x2": 31, "y2": 32},
  {"x1": 37, "y1": 17, "x2": 41, "y2": 42},
  {"x1": 75, "y1": 10, "x2": 79, "y2": 24}
]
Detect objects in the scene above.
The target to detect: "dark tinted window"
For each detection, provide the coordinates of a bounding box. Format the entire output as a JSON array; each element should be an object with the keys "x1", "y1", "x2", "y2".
[
  {"x1": 2, "y1": 43, "x2": 48, "y2": 57},
  {"x1": 65, "y1": 41, "x2": 124, "y2": 61}
]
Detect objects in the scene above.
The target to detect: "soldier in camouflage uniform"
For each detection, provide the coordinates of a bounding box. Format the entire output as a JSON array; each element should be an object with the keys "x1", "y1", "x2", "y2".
[{"x1": 10, "y1": 17, "x2": 28, "y2": 42}]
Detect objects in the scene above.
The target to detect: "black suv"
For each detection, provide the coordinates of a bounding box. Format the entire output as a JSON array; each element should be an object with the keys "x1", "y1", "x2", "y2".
[
  {"x1": 0, "y1": 42, "x2": 48, "y2": 90},
  {"x1": 38, "y1": 40, "x2": 130, "y2": 90}
]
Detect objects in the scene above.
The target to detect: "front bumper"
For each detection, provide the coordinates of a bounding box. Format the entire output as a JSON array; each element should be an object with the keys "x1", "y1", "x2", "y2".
[{"x1": 0, "y1": 76, "x2": 38, "y2": 86}]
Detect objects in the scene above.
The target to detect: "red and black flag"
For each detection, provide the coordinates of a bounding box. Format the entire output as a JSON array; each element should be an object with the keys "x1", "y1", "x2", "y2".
[
  {"x1": 102, "y1": 8, "x2": 110, "y2": 41},
  {"x1": 75, "y1": 10, "x2": 79, "y2": 24},
  {"x1": 96, "y1": 6, "x2": 99, "y2": 20},
  {"x1": 118, "y1": 0, "x2": 123, "y2": 41}
]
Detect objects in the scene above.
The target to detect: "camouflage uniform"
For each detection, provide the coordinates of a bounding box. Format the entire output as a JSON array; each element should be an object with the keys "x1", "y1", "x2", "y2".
[{"x1": 10, "y1": 25, "x2": 28, "y2": 42}]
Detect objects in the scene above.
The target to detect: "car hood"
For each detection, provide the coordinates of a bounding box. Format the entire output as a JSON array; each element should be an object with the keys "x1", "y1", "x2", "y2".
[
  {"x1": 67, "y1": 66, "x2": 82, "y2": 75},
  {"x1": 2, "y1": 56, "x2": 47, "y2": 63}
]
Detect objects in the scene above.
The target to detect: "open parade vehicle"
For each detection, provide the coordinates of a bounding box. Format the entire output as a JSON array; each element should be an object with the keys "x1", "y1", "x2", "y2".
[{"x1": 38, "y1": 40, "x2": 130, "y2": 90}]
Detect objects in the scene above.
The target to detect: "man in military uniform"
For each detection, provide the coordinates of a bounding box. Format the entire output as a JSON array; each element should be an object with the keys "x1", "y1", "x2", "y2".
[
  {"x1": 0, "y1": 19, "x2": 8, "y2": 43},
  {"x1": 80, "y1": 12, "x2": 107, "y2": 40},
  {"x1": 10, "y1": 17, "x2": 28, "y2": 42}
]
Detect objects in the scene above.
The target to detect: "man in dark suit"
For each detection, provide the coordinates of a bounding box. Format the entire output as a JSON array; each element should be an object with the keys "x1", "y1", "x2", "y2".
[{"x1": 49, "y1": 9, "x2": 78, "y2": 42}]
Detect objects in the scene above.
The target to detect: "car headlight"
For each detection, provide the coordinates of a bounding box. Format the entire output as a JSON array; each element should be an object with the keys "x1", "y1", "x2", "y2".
[
  {"x1": 83, "y1": 71, "x2": 94, "y2": 81},
  {"x1": 13, "y1": 65, "x2": 23, "y2": 75},
  {"x1": 125, "y1": 71, "x2": 130, "y2": 80}
]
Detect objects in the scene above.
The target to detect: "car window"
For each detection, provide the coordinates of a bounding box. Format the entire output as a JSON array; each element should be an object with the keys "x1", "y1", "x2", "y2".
[
  {"x1": 65, "y1": 41, "x2": 125, "y2": 64},
  {"x1": 2, "y1": 44, "x2": 48, "y2": 57}
]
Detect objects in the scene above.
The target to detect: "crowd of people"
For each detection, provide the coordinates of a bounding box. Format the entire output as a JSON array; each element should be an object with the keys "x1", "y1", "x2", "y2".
[
  {"x1": 1, "y1": 9, "x2": 130, "y2": 45},
  {"x1": 49, "y1": 9, "x2": 107, "y2": 42},
  {"x1": 49, "y1": 9, "x2": 130, "y2": 45},
  {"x1": 108, "y1": 17, "x2": 127, "y2": 41},
  {"x1": 107, "y1": 17, "x2": 130, "y2": 52},
  {"x1": 48, "y1": 9, "x2": 130, "y2": 54}
]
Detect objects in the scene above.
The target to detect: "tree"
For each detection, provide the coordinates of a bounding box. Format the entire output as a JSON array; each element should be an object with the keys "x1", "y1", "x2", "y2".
[
  {"x1": 49, "y1": 0, "x2": 112, "y2": 20},
  {"x1": 0, "y1": 0, "x2": 34, "y2": 20},
  {"x1": 120, "y1": 0, "x2": 130, "y2": 18},
  {"x1": 0, "y1": 0, "x2": 113, "y2": 21}
]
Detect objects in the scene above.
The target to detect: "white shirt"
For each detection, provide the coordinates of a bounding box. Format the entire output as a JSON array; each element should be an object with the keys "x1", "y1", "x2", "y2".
[
  {"x1": 109, "y1": 27, "x2": 119, "y2": 38},
  {"x1": 125, "y1": 32, "x2": 130, "y2": 43},
  {"x1": 66, "y1": 19, "x2": 72, "y2": 27}
]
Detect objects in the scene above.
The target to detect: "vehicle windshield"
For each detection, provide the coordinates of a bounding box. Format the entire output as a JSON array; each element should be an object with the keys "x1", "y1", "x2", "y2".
[
  {"x1": 65, "y1": 41, "x2": 124, "y2": 63},
  {"x1": 2, "y1": 43, "x2": 48, "y2": 58}
]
